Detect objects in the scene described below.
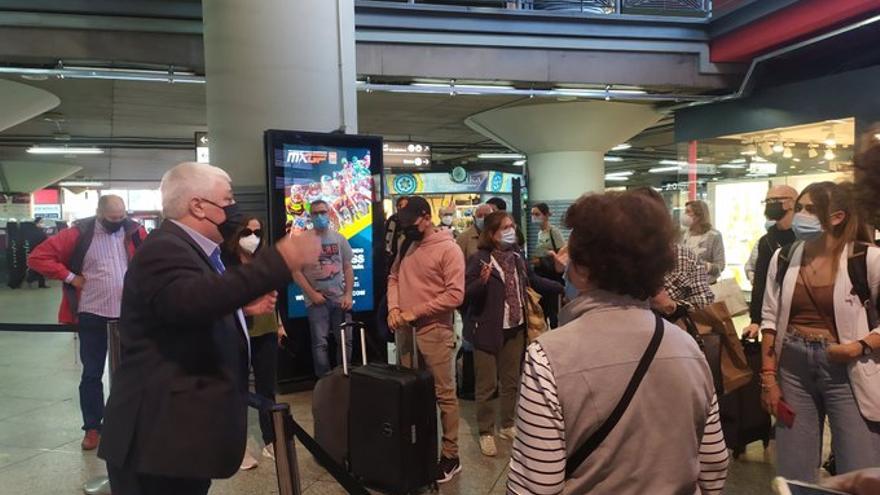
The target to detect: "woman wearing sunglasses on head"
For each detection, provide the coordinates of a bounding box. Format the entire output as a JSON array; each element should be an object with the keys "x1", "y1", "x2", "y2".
[
  {"x1": 221, "y1": 217, "x2": 287, "y2": 470},
  {"x1": 761, "y1": 180, "x2": 880, "y2": 484}
]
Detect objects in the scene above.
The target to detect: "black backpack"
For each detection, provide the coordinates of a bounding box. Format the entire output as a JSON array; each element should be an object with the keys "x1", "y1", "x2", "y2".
[{"x1": 776, "y1": 242, "x2": 878, "y2": 328}]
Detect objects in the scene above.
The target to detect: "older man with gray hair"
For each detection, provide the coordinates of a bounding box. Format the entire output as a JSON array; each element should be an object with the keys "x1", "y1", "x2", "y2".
[
  {"x1": 29, "y1": 193, "x2": 147, "y2": 451},
  {"x1": 98, "y1": 162, "x2": 319, "y2": 495},
  {"x1": 457, "y1": 203, "x2": 496, "y2": 263}
]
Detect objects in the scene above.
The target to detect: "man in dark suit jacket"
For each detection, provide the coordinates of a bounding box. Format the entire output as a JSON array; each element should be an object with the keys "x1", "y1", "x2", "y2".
[{"x1": 98, "y1": 162, "x2": 319, "y2": 494}]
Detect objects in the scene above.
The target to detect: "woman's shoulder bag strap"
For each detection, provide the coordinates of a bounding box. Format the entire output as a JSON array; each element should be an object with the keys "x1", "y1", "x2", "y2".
[{"x1": 564, "y1": 314, "x2": 665, "y2": 478}]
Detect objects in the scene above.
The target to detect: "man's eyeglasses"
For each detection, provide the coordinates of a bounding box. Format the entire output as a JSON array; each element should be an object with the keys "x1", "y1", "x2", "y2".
[{"x1": 239, "y1": 228, "x2": 262, "y2": 238}]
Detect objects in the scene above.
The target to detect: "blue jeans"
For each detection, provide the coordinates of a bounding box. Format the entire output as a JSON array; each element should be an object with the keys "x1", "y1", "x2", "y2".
[
  {"x1": 306, "y1": 301, "x2": 350, "y2": 377},
  {"x1": 776, "y1": 333, "x2": 880, "y2": 482},
  {"x1": 78, "y1": 313, "x2": 110, "y2": 431}
]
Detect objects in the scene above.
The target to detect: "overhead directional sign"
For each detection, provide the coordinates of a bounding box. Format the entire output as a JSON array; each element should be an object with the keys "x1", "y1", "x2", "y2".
[
  {"x1": 195, "y1": 132, "x2": 209, "y2": 163},
  {"x1": 383, "y1": 141, "x2": 430, "y2": 168}
]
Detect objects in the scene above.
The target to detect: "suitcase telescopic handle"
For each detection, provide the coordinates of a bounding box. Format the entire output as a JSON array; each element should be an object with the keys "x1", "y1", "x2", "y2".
[
  {"x1": 392, "y1": 324, "x2": 419, "y2": 369},
  {"x1": 339, "y1": 319, "x2": 367, "y2": 376}
]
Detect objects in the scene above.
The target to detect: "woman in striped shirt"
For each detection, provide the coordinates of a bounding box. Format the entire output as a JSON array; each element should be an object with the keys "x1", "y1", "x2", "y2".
[{"x1": 507, "y1": 191, "x2": 728, "y2": 495}]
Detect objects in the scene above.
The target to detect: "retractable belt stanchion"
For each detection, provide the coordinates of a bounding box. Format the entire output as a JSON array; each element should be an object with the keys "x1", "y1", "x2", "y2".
[
  {"x1": 270, "y1": 403, "x2": 303, "y2": 495},
  {"x1": 83, "y1": 320, "x2": 120, "y2": 495}
]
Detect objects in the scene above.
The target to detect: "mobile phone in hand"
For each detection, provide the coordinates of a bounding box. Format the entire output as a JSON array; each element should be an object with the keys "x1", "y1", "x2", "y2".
[
  {"x1": 777, "y1": 400, "x2": 796, "y2": 428},
  {"x1": 773, "y1": 477, "x2": 849, "y2": 495}
]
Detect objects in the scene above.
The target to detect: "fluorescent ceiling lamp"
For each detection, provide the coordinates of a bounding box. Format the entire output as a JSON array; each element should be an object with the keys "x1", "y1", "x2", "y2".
[
  {"x1": 513, "y1": 160, "x2": 526, "y2": 166},
  {"x1": 604, "y1": 176, "x2": 629, "y2": 182},
  {"x1": 412, "y1": 83, "x2": 515, "y2": 91},
  {"x1": 649, "y1": 166, "x2": 682, "y2": 174},
  {"x1": 719, "y1": 164, "x2": 746, "y2": 169},
  {"x1": 604, "y1": 156, "x2": 624, "y2": 162},
  {"x1": 478, "y1": 153, "x2": 525, "y2": 160},
  {"x1": 27, "y1": 146, "x2": 104, "y2": 155},
  {"x1": 605, "y1": 170, "x2": 634, "y2": 177},
  {"x1": 659, "y1": 160, "x2": 687, "y2": 166},
  {"x1": 612, "y1": 89, "x2": 648, "y2": 95},
  {"x1": 611, "y1": 143, "x2": 632, "y2": 151},
  {"x1": 730, "y1": 158, "x2": 747, "y2": 164},
  {"x1": 59, "y1": 181, "x2": 104, "y2": 187},
  {"x1": 553, "y1": 88, "x2": 604, "y2": 96}
]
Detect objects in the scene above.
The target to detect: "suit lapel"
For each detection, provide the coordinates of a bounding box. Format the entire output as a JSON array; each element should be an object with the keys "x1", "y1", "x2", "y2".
[{"x1": 160, "y1": 220, "x2": 249, "y2": 348}]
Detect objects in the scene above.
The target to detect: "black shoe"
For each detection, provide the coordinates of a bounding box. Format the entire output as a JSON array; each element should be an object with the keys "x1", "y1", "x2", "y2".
[{"x1": 437, "y1": 456, "x2": 461, "y2": 484}]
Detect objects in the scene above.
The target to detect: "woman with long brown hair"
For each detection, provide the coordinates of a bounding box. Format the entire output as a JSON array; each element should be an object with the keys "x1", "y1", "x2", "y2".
[
  {"x1": 221, "y1": 216, "x2": 287, "y2": 470},
  {"x1": 682, "y1": 199, "x2": 726, "y2": 285},
  {"x1": 760, "y1": 181, "x2": 880, "y2": 483}
]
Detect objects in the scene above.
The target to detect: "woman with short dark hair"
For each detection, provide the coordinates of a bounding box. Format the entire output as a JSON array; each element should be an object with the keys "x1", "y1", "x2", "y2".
[
  {"x1": 465, "y1": 211, "x2": 533, "y2": 458},
  {"x1": 508, "y1": 191, "x2": 728, "y2": 495},
  {"x1": 682, "y1": 199, "x2": 726, "y2": 284},
  {"x1": 530, "y1": 202, "x2": 566, "y2": 328}
]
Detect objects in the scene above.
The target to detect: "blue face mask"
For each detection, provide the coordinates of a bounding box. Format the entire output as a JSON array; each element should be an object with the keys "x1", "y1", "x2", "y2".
[
  {"x1": 312, "y1": 213, "x2": 330, "y2": 230},
  {"x1": 474, "y1": 217, "x2": 485, "y2": 231},
  {"x1": 764, "y1": 220, "x2": 777, "y2": 231},
  {"x1": 500, "y1": 228, "x2": 517, "y2": 248},
  {"x1": 792, "y1": 212, "x2": 823, "y2": 241}
]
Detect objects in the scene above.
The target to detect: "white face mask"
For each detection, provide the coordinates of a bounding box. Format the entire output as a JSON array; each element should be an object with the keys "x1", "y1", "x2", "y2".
[
  {"x1": 682, "y1": 215, "x2": 695, "y2": 228},
  {"x1": 239, "y1": 234, "x2": 260, "y2": 254},
  {"x1": 441, "y1": 215, "x2": 454, "y2": 226}
]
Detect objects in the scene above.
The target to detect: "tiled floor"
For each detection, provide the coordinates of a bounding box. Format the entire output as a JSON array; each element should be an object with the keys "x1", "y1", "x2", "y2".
[
  {"x1": 0, "y1": 283, "x2": 62, "y2": 325},
  {"x1": 0, "y1": 330, "x2": 783, "y2": 494}
]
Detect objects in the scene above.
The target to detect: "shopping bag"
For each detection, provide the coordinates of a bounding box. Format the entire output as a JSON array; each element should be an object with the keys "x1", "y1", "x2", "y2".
[
  {"x1": 710, "y1": 278, "x2": 749, "y2": 317},
  {"x1": 677, "y1": 302, "x2": 752, "y2": 395}
]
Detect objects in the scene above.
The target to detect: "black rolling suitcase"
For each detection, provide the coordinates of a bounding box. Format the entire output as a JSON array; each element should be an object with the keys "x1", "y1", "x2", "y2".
[
  {"x1": 312, "y1": 321, "x2": 367, "y2": 468},
  {"x1": 349, "y1": 327, "x2": 438, "y2": 494},
  {"x1": 719, "y1": 336, "x2": 771, "y2": 458}
]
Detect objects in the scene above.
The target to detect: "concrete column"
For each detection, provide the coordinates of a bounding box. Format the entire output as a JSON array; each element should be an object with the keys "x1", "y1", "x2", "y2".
[
  {"x1": 466, "y1": 101, "x2": 661, "y2": 245},
  {"x1": 528, "y1": 151, "x2": 605, "y2": 200},
  {"x1": 202, "y1": 0, "x2": 357, "y2": 192}
]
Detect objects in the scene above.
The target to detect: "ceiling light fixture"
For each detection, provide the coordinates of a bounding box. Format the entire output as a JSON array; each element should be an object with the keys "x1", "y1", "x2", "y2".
[
  {"x1": 604, "y1": 156, "x2": 624, "y2": 162},
  {"x1": 513, "y1": 160, "x2": 526, "y2": 166},
  {"x1": 27, "y1": 146, "x2": 104, "y2": 155},
  {"x1": 719, "y1": 163, "x2": 747, "y2": 169},
  {"x1": 59, "y1": 181, "x2": 104, "y2": 187},
  {"x1": 782, "y1": 146, "x2": 793, "y2": 159},
  {"x1": 773, "y1": 142, "x2": 785, "y2": 154},
  {"x1": 824, "y1": 148, "x2": 836, "y2": 160},
  {"x1": 477, "y1": 153, "x2": 525, "y2": 160},
  {"x1": 824, "y1": 133, "x2": 837, "y2": 148},
  {"x1": 611, "y1": 143, "x2": 632, "y2": 151},
  {"x1": 604, "y1": 176, "x2": 629, "y2": 182},
  {"x1": 649, "y1": 166, "x2": 682, "y2": 174},
  {"x1": 605, "y1": 171, "x2": 634, "y2": 177}
]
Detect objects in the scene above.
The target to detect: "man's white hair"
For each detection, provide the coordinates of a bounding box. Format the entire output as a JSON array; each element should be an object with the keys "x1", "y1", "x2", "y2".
[{"x1": 160, "y1": 162, "x2": 231, "y2": 220}]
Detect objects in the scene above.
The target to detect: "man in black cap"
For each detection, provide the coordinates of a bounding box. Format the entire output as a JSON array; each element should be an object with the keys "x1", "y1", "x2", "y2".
[{"x1": 387, "y1": 195, "x2": 465, "y2": 484}]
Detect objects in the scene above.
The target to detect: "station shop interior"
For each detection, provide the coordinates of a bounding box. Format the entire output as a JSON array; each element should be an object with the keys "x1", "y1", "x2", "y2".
[{"x1": 1, "y1": 1, "x2": 880, "y2": 494}]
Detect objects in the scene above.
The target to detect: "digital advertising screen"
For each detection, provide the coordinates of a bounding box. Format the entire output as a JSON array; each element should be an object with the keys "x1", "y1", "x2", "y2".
[{"x1": 265, "y1": 131, "x2": 383, "y2": 321}]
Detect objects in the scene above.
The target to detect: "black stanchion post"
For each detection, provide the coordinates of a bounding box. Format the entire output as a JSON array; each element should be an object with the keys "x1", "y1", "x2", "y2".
[
  {"x1": 271, "y1": 403, "x2": 303, "y2": 495},
  {"x1": 83, "y1": 320, "x2": 120, "y2": 495}
]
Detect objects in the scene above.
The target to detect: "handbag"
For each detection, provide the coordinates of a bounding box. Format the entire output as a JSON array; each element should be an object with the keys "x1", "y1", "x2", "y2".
[
  {"x1": 677, "y1": 302, "x2": 753, "y2": 395},
  {"x1": 525, "y1": 286, "x2": 548, "y2": 342},
  {"x1": 709, "y1": 279, "x2": 749, "y2": 317}
]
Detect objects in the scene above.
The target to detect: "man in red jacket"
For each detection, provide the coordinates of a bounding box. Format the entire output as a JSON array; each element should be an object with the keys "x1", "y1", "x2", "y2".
[{"x1": 28, "y1": 194, "x2": 147, "y2": 450}]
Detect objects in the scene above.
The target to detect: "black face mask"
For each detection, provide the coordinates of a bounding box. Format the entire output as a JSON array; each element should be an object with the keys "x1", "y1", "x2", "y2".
[
  {"x1": 765, "y1": 202, "x2": 787, "y2": 221},
  {"x1": 101, "y1": 219, "x2": 125, "y2": 233},
  {"x1": 204, "y1": 200, "x2": 243, "y2": 241},
  {"x1": 403, "y1": 224, "x2": 424, "y2": 242}
]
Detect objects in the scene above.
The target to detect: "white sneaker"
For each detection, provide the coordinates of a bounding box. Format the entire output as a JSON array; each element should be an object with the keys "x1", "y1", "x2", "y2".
[
  {"x1": 499, "y1": 426, "x2": 516, "y2": 441},
  {"x1": 479, "y1": 435, "x2": 498, "y2": 457},
  {"x1": 262, "y1": 444, "x2": 275, "y2": 460},
  {"x1": 240, "y1": 450, "x2": 259, "y2": 471}
]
